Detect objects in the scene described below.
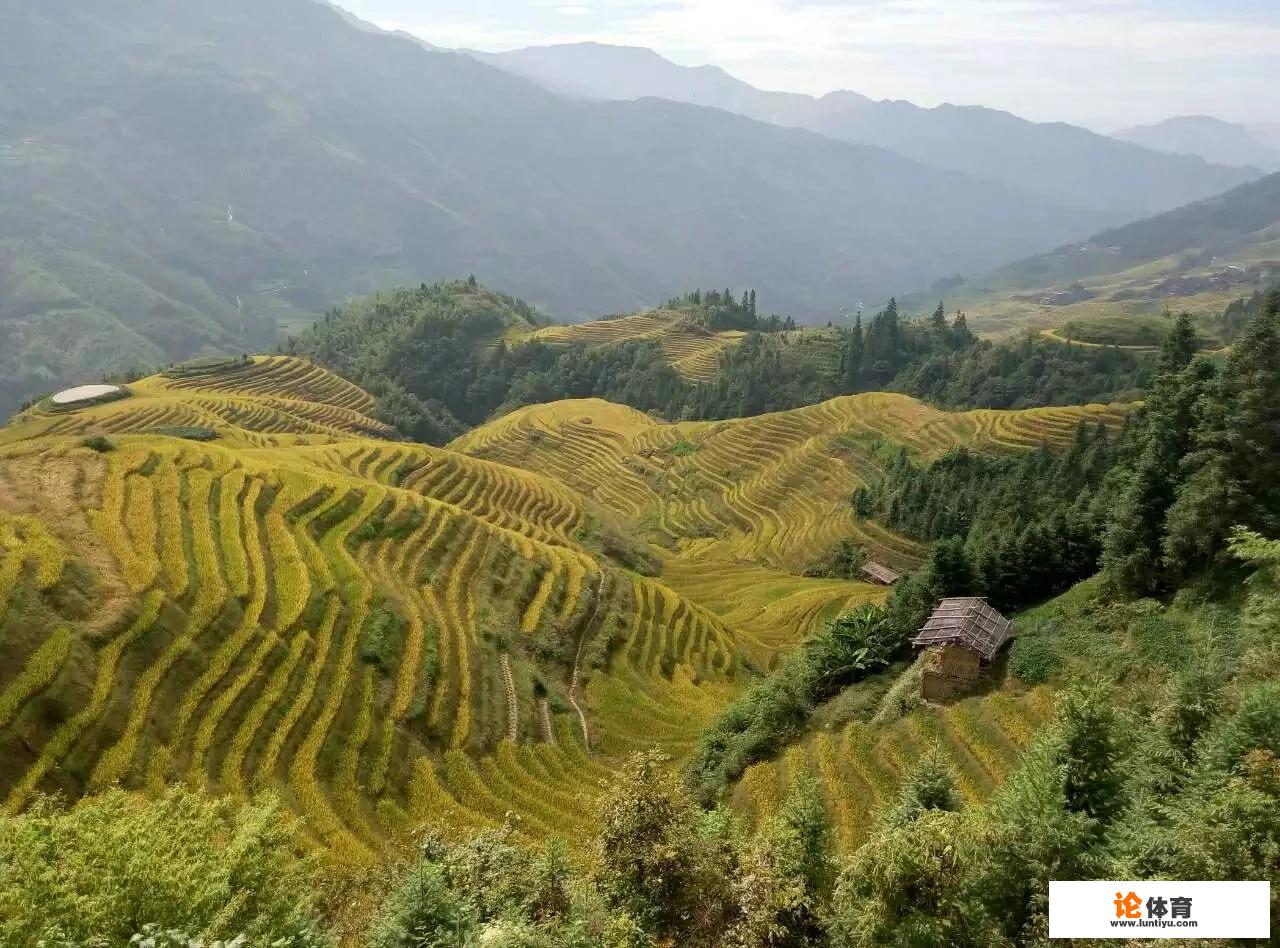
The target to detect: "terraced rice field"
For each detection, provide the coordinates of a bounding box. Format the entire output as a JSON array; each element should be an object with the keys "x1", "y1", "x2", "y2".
[
  {"x1": 0, "y1": 373, "x2": 763, "y2": 858},
  {"x1": 0, "y1": 361, "x2": 1130, "y2": 862},
  {"x1": 2, "y1": 356, "x2": 395, "y2": 447},
  {"x1": 732, "y1": 685, "x2": 1057, "y2": 849},
  {"x1": 530, "y1": 309, "x2": 740, "y2": 382},
  {"x1": 451, "y1": 393, "x2": 1130, "y2": 575}
]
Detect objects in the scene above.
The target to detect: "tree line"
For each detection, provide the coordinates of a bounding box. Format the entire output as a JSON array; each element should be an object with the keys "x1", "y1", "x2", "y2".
[
  {"x1": 287, "y1": 281, "x2": 1157, "y2": 446},
  {"x1": 847, "y1": 290, "x2": 1280, "y2": 614}
]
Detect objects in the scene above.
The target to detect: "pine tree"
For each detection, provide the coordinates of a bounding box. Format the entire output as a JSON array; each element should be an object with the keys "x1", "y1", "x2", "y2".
[
  {"x1": 925, "y1": 536, "x2": 975, "y2": 596},
  {"x1": 1057, "y1": 685, "x2": 1128, "y2": 826},
  {"x1": 1101, "y1": 313, "x2": 1212, "y2": 596},
  {"x1": 887, "y1": 750, "x2": 958, "y2": 827},
  {"x1": 1162, "y1": 291, "x2": 1280, "y2": 581},
  {"x1": 844, "y1": 315, "x2": 864, "y2": 393},
  {"x1": 930, "y1": 300, "x2": 947, "y2": 331},
  {"x1": 860, "y1": 300, "x2": 901, "y2": 383}
]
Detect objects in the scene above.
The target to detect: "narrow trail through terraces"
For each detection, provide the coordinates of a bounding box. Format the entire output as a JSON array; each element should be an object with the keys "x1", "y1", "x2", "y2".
[{"x1": 568, "y1": 572, "x2": 607, "y2": 752}]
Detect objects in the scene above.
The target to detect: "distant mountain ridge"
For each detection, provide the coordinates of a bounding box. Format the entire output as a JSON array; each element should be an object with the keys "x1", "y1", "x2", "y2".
[
  {"x1": 1114, "y1": 116, "x2": 1280, "y2": 172},
  {"x1": 472, "y1": 42, "x2": 1261, "y2": 220},
  {"x1": 467, "y1": 42, "x2": 873, "y2": 127}
]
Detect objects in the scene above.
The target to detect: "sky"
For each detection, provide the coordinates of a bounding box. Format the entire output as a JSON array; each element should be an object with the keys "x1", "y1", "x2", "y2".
[{"x1": 337, "y1": 0, "x2": 1280, "y2": 130}]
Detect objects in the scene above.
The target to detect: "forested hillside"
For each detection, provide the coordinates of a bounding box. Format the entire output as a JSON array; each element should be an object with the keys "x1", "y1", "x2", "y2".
[{"x1": 289, "y1": 281, "x2": 1154, "y2": 443}]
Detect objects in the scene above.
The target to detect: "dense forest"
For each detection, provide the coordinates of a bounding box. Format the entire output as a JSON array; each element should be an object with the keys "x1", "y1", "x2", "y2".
[
  {"x1": 852, "y1": 424, "x2": 1117, "y2": 613},
  {"x1": 848, "y1": 294, "x2": 1280, "y2": 622},
  {"x1": 288, "y1": 281, "x2": 1155, "y2": 444}
]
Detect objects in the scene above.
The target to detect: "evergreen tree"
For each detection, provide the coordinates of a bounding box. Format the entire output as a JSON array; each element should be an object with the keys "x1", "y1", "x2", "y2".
[
  {"x1": 924, "y1": 536, "x2": 975, "y2": 597},
  {"x1": 1162, "y1": 291, "x2": 1280, "y2": 582},
  {"x1": 830, "y1": 811, "x2": 1000, "y2": 948},
  {"x1": 1102, "y1": 313, "x2": 1213, "y2": 596},
  {"x1": 843, "y1": 315, "x2": 864, "y2": 393},
  {"x1": 1056, "y1": 685, "x2": 1128, "y2": 826},
  {"x1": 861, "y1": 299, "x2": 901, "y2": 384},
  {"x1": 886, "y1": 751, "x2": 959, "y2": 827},
  {"x1": 929, "y1": 300, "x2": 947, "y2": 331},
  {"x1": 732, "y1": 775, "x2": 836, "y2": 947}
]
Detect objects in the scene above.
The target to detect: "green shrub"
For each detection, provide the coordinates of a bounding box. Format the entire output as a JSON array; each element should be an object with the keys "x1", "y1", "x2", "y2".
[
  {"x1": 147, "y1": 425, "x2": 219, "y2": 441},
  {"x1": 803, "y1": 537, "x2": 867, "y2": 579},
  {"x1": 688, "y1": 604, "x2": 900, "y2": 800},
  {"x1": 82, "y1": 435, "x2": 114, "y2": 453},
  {"x1": 360, "y1": 602, "x2": 406, "y2": 669},
  {"x1": 368, "y1": 862, "x2": 475, "y2": 948},
  {"x1": 0, "y1": 789, "x2": 327, "y2": 947},
  {"x1": 1008, "y1": 632, "x2": 1059, "y2": 684}
]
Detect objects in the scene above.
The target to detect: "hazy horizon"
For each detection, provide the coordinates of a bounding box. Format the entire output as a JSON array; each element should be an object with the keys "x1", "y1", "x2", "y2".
[{"x1": 337, "y1": 0, "x2": 1280, "y2": 131}]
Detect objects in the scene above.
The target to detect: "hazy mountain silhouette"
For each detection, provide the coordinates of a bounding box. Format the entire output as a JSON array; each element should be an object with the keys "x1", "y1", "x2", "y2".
[{"x1": 475, "y1": 42, "x2": 1261, "y2": 220}]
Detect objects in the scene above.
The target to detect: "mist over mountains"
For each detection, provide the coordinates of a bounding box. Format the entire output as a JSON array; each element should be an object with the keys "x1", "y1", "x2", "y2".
[
  {"x1": 1114, "y1": 116, "x2": 1280, "y2": 172},
  {"x1": 472, "y1": 41, "x2": 1260, "y2": 219}
]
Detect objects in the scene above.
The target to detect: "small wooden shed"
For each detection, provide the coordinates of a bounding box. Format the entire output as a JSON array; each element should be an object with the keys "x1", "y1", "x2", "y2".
[
  {"x1": 860, "y1": 561, "x2": 901, "y2": 586},
  {"x1": 912, "y1": 597, "x2": 1010, "y2": 701}
]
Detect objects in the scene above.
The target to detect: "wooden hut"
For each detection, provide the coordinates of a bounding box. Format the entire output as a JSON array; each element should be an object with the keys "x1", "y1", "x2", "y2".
[
  {"x1": 912, "y1": 597, "x2": 1010, "y2": 701},
  {"x1": 860, "y1": 561, "x2": 901, "y2": 586}
]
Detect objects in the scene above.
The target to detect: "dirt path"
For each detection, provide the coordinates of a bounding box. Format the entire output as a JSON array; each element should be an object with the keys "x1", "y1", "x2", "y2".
[
  {"x1": 1039, "y1": 328, "x2": 1227, "y2": 355},
  {"x1": 499, "y1": 652, "x2": 518, "y2": 741},
  {"x1": 567, "y1": 571, "x2": 606, "y2": 752},
  {"x1": 538, "y1": 697, "x2": 556, "y2": 744}
]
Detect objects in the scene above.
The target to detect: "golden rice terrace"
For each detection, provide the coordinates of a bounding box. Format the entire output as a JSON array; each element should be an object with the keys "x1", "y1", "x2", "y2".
[{"x1": 0, "y1": 355, "x2": 1132, "y2": 860}]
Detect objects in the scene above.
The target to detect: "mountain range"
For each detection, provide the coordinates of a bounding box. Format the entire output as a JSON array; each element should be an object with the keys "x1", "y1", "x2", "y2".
[{"x1": 471, "y1": 42, "x2": 1260, "y2": 218}]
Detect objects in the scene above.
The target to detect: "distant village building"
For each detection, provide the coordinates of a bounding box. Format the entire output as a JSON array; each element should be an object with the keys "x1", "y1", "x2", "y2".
[
  {"x1": 912, "y1": 597, "x2": 1011, "y2": 701},
  {"x1": 860, "y1": 561, "x2": 900, "y2": 586}
]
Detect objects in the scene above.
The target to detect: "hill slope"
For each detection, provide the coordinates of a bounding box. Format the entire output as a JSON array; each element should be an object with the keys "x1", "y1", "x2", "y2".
[
  {"x1": 0, "y1": 0, "x2": 1108, "y2": 419},
  {"x1": 288, "y1": 280, "x2": 1155, "y2": 449},
  {"x1": 0, "y1": 355, "x2": 1131, "y2": 860},
  {"x1": 915, "y1": 172, "x2": 1280, "y2": 337},
  {"x1": 473, "y1": 42, "x2": 1260, "y2": 220}
]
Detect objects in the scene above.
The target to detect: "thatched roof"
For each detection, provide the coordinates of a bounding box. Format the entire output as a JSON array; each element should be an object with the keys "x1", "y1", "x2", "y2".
[
  {"x1": 911, "y1": 597, "x2": 1010, "y2": 661},
  {"x1": 860, "y1": 561, "x2": 901, "y2": 585}
]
